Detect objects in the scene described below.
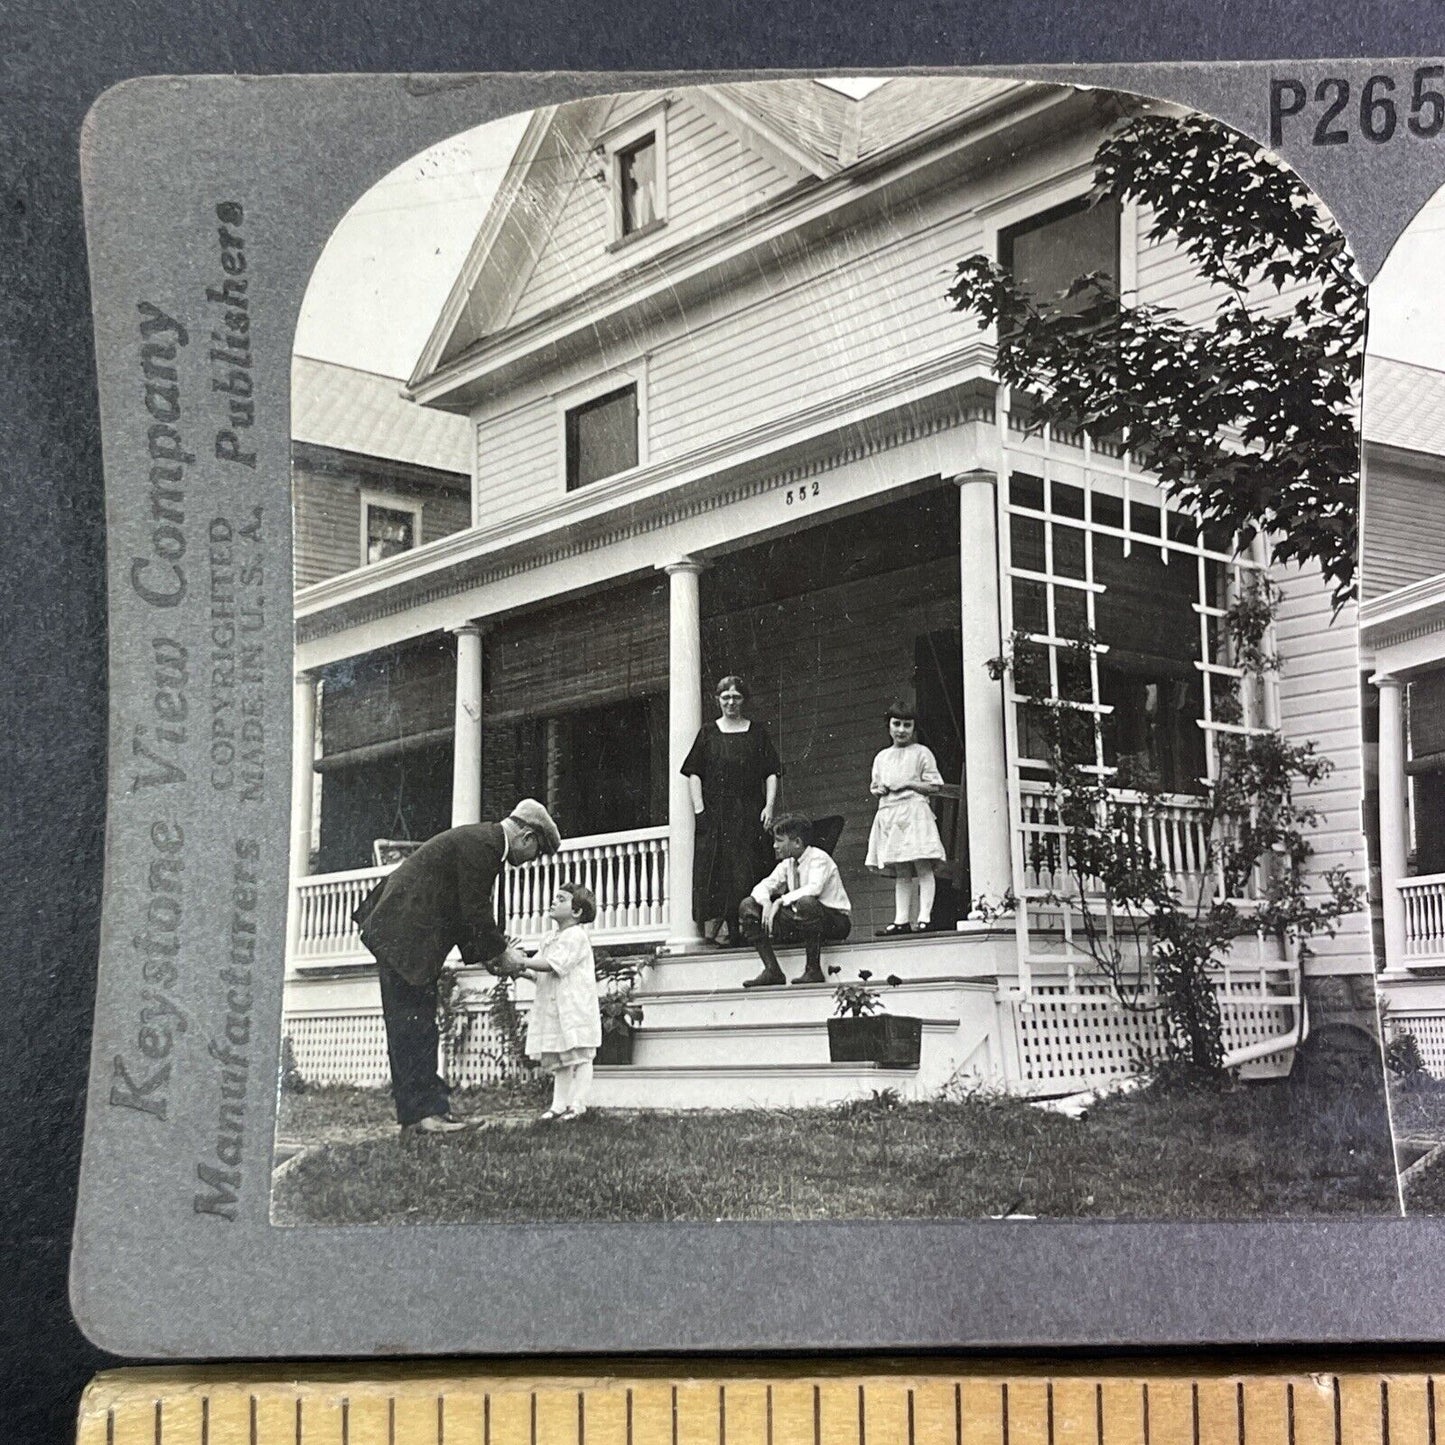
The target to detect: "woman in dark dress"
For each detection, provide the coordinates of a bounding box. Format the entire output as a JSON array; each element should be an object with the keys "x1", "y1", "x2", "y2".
[{"x1": 682, "y1": 675, "x2": 783, "y2": 946}]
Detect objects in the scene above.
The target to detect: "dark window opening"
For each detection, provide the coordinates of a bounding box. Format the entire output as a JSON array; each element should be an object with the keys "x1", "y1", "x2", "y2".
[
  {"x1": 365, "y1": 503, "x2": 417, "y2": 565},
  {"x1": 566, "y1": 385, "x2": 639, "y2": 490},
  {"x1": 1000, "y1": 195, "x2": 1121, "y2": 313}
]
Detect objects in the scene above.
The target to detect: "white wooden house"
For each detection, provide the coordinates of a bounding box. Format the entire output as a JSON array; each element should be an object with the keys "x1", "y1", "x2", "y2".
[
  {"x1": 1360, "y1": 357, "x2": 1445, "y2": 1069},
  {"x1": 284, "y1": 78, "x2": 1373, "y2": 1104}
]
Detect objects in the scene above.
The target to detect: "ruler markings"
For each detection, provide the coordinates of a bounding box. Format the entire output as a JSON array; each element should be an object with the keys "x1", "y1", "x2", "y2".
[{"x1": 78, "y1": 1372, "x2": 1445, "y2": 1445}]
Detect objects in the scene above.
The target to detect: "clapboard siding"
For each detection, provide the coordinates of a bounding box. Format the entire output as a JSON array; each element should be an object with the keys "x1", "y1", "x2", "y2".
[
  {"x1": 474, "y1": 399, "x2": 558, "y2": 527},
  {"x1": 506, "y1": 96, "x2": 798, "y2": 332},
  {"x1": 1362, "y1": 449, "x2": 1445, "y2": 600},
  {"x1": 1270, "y1": 564, "x2": 1372, "y2": 974},
  {"x1": 1135, "y1": 203, "x2": 1309, "y2": 326},
  {"x1": 293, "y1": 454, "x2": 471, "y2": 588},
  {"x1": 649, "y1": 204, "x2": 985, "y2": 457}
]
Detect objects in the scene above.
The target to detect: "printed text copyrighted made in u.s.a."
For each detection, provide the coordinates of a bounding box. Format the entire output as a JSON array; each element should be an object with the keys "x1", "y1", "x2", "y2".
[{"x1": 111, "y1": 200, "x2": 267, "y2": 1223}]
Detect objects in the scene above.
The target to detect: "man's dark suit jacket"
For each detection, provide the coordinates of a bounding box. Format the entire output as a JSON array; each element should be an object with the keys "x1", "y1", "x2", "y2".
[{"x1": 353, "y1": 822, "x2": 510, "y2": 987}]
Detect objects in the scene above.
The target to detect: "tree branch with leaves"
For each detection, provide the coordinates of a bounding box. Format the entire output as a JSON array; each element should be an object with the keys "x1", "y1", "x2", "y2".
[{"x1": 948, "y1": 113, "x2": 1363, "y2": 610}]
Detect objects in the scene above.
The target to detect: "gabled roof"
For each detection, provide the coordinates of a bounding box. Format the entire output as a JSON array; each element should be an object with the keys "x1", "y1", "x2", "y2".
[
  {"x1": 293, "y1": 356, "x2": 471, "y2": 474},
  {"x1": 409, "y1": 77, "x2": 1026, "y2": 393},
  {"x1": 1365, "y1": 355, "x2": 1445, "y2": 458}
]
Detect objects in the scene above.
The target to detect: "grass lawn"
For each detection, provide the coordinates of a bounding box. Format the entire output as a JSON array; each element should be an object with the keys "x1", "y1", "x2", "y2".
[
  {"x1": 1387, "y1": 1077, "x2": 1445, "y2": 1215},
  {"x1": 273, "y1": 1065, "x2": 1397, "y2": 1224}
]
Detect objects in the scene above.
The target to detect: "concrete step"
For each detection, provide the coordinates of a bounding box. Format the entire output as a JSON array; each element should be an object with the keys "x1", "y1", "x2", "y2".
[
  {"x1": 646, "y1": 927, "x2": 1012, "y2": 993},
  {"x1": 630, "y1": 1016, "x2": 960, "y2": 1068},
  {"x1": 588, "y1": 1062, "x2": 936, "y2": 1110},
  {"x1": 631, "y1": 977, "x2": 999, "y2": 1030}
]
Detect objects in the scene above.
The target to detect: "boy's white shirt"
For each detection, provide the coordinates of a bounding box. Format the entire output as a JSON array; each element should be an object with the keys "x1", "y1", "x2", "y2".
[{"x1": 750, "y1": 846, "x2": 852, "y2": 912}]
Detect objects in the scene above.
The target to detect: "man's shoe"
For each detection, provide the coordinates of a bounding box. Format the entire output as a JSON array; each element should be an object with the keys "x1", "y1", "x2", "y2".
[
  {"x1": 743, "y1": 969, "x2": 786, "y2": 988},
  {"x1": 409, "y1": 1113, "x2": 468, "y2": 1134},
  {"x1": 792, "y1": 966, "x2": 825, "y2": 985}
]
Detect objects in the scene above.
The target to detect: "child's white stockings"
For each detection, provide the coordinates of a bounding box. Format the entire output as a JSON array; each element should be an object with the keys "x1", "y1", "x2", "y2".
[{"x1": 550, "y1": 1060, "x2": 594, "y2": 1114}]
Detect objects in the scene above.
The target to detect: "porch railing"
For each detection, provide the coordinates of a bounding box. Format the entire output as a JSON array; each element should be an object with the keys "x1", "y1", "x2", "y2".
[
  {"x1": 1017, "y1": 780, "x2": 1216, "y2": 902},
  {"x1": 1401, "y1": 873, "x2": 1445, "y2": 963},
  {"x1": 289, "y1": 824, "x2": 670, "y2": 966}
]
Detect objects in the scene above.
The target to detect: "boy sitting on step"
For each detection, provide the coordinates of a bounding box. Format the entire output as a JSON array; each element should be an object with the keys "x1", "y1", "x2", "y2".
[{"x1": 739, "y1": 813, "x2": 852, "y2": 988}]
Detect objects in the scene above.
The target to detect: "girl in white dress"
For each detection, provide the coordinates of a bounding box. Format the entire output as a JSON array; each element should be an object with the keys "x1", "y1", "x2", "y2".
[
  {"x1": 865, "y1": 705, "x2": 947, "y2": 933},
  {"x1": 520, "y1": 883, "x2": 601, "y2": 1120}
]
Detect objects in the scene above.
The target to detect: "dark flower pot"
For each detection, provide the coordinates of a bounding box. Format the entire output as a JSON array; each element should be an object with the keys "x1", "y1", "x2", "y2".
[
  {"x1": 597, "y1": 1026, "x2": 636, "y2": 1066},
  {"x1": 828, "y1": 1015, "x2": 923, "y2": 1068}
]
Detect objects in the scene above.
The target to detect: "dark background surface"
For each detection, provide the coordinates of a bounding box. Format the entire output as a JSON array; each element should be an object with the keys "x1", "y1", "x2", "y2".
[{"x1": 7, "y1": 3, "x2": 1445, "y2": 1442}]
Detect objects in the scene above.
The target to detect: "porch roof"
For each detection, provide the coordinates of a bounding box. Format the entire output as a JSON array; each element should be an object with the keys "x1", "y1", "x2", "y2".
[
  {"x1": 1365, "y1": 355, "x2": 1445, "y2": 459},
  {"x1": 293, "y1": 356, "x2": 471, "y2": 474},
  {"x1": 294, "y1": 351, "x2": 1000, "y2": 666}
]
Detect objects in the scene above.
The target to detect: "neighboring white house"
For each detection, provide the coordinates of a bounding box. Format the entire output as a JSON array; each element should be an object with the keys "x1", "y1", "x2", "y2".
[
  {"x1": 283, "y1": 78, "x2": 1374, "y2": 1105},
  {"x1": 1360, "y1": 356, "x2": 1445, "y2": 1069}
]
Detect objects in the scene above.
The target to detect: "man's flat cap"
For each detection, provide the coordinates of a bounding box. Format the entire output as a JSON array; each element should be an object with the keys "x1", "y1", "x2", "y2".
[{"x1": 509, "y1": 798, "x2": 562, "y2": 853}]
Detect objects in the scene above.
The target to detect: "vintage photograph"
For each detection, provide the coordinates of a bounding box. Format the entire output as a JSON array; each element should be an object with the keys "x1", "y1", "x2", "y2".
[
  {"x1": 270, "y1": 76, "x2": 1396, "y2": 1225},
  {"x1": 1358, "y1": 191, "x2": 1445, "y2": 1211}
]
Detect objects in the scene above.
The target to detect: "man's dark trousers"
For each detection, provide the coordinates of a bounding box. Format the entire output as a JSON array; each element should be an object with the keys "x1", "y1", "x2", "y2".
[
  {"x1": 375, "y1": 957, "x2": 451, "y2": 1127},
  {"x1": 738, "y1": 894, "x2": 851, "y2": 975}
]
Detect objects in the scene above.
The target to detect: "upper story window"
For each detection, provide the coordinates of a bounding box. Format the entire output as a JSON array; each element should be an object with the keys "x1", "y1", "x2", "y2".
[
  {"x1": 566, "y1": 384, "x2": 639, "y2": 490},
  {"x1": 1000, "y1": 195, "x2": 1121, "y2": 312},
  {"x1": 601, "y1": 103, "x2": 669, "y2": 249},
  {"x1": 361, "y1": 492, "x2": 423, "y2": 566},
  {"x1": 618, "y1": 135, "x2": 658, "y2": 236}
]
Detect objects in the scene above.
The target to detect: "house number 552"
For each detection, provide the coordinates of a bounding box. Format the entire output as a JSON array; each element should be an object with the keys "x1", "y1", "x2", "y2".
[{"x1": 785, "y1": 482, "x2": 820, "y2": 505}]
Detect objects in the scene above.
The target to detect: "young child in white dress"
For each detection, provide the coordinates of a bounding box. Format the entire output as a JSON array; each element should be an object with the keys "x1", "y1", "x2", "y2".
[
  {"x1": 865, "y1": 704, "x2": 947, "y2": 933},
  {"x1": 519, "y1": 883, "x2": 601, "y2": 1120}
]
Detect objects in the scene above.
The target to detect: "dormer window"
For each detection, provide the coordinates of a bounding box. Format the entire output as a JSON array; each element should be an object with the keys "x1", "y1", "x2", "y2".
[{"x1": 603, "y1": 104, "x2": 669, "y2": 249}]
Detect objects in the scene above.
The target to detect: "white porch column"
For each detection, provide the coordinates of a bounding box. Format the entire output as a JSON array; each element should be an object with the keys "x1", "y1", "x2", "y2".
[
  {"x1": 1378, "y1": 673, "x2": 1409, "y2": 969},
  {"x1": 287, "y1": 669, "x2": 319, "y2": 959},
  {"x1": 450, "y1": 622, "x2": 485, "y2": 826},
  {"x1": 662, "y1": 558, "x2": 707, "y2": 950},
  {"x1": 955, "y1": 471, "x2": 1012, "y2": 916}
]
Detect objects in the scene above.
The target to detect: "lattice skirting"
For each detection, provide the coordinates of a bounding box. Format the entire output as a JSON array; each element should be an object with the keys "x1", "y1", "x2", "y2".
[
  {"x1": 285, "y1": 1006, "x2": 534, "y2": 1090},
  {"x1": 1011, "y1": 982, "x2": 1296, "y2": 1093},
  {"x1": 1388, "y1": 1012, "x2": 1445, "y2": 1075}
]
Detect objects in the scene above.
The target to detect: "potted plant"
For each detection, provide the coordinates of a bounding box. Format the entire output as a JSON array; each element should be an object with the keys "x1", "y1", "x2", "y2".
[
  {"x1": 828, "y1": 970, "x2": 922, "y2": 1068},
  {"x1": 597, "y1": 984, "x2": 644, "y2": 1065}
]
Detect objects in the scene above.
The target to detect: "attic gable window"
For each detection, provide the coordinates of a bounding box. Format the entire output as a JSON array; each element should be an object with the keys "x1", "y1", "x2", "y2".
[
  {"x1": 618, "y1": 135, "x2": 658, "y2": 235},
  {"x1": 602, "y1": 103, "x2": 669, "y2": 249},
  {"x1": 566, "y1": 384, "x2": 639, "y2": 490}
]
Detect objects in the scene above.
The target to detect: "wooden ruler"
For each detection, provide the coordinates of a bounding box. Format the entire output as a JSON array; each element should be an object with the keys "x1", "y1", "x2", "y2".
[{"x1": 77, "y1": 1363, "x2": 1443, "y2": 1445}]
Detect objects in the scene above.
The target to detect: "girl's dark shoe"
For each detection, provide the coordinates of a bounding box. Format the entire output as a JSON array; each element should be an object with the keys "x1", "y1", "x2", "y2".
[{"x1": 878, "y1": 922, "x2": 913, "y2": 936}]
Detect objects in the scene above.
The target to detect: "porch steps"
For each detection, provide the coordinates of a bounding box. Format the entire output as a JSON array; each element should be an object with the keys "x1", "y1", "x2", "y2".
[
  {"x1": 590, "y1": 1061, "x2": 943, "y2": 1110},
  {"x1": 630, "y1": 978, "x2": 997, "y2": 1030},
  {"x1": 619, "y1": 1016, "x2": 960, "y2": 1069},
  {"x1": 646, "y1": 929, "x2": 1010, "y2": 993}
]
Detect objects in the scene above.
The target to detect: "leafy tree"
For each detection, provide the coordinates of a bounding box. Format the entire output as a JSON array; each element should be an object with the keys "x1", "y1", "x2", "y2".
[
  {"x1": 961, "y1": 113, "x2": 1366, "y2": 1077},
  {"x1": 948, "y1": 113, "x2": 1362, "y2": 609}
]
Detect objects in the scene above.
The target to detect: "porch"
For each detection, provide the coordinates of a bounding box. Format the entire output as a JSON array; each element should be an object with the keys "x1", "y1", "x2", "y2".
[{"x1": 285, "y1": 406, "x2": 1313, "y2": 1101}]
